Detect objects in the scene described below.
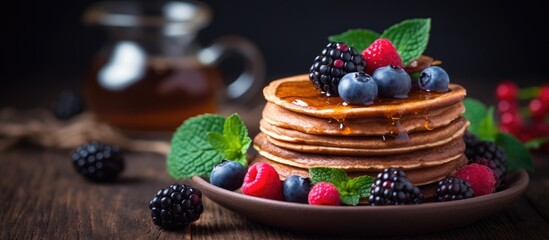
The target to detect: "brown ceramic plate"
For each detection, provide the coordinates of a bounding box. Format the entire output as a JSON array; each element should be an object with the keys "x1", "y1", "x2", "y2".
[{"x1": 191, "y1": 169, "x2": 528, "y2": 235}]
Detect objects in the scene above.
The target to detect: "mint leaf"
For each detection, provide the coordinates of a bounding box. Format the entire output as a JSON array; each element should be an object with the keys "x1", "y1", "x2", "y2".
[
  {"x1": 463, "y1": 97, "x2": 488, "y2": 135},
  {"x1": 338, "y1": 176, "x2": 374, "y2": 206},
  {"x1": 309, "y1": 167, "x2": 374, "y2": 206},
  {"x1": 496, "y1": 132, "x2": 534, "y2": 172},
  {"x1": 328, "y1": 29, "x2": 380, "y2": 52},
  {"x1": 167, "y1": 114, "x2": 225, "y2": 179},
  {"x1": 207, "y1": 132, "x2": 240, "y2": 160},
  {"x1": 207, "y1": 113, "x2": 251, "y2": 166},
  {"x1": 309, "y1": 167, "x2": 349, "y2": 185},
  {"x1": 524, "y1": 137, "x2": 549, "y2": 149},
  {"x1": 477, "y1": 106, "x2": 498, "y2": 142},
  {"x1": 207, "y1": 132, "x2": 231, "y2": 151},
  {"x1": 380, "y1": 18, "x2": 431, "y2": 65},
  {"x1": 462, "y1": 98, "x2": 498, "y2": 141}
]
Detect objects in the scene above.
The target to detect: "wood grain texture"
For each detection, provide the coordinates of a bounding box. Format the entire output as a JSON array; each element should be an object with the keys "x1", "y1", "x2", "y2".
[{"x1": 1, "y1": 147, "x2": 548, "y2": 239}]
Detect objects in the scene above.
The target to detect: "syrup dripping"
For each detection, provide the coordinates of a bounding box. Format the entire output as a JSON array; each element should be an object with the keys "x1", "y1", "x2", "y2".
[
  {"x1": 385, "y1": 116, "x2": 411, "y2": 142},
  {"x1": 339, "y1": 122, "x2": 352, "y2": 135},
  {"x1": 424, "y1": 118, "x2": 434, "y2": 130}
]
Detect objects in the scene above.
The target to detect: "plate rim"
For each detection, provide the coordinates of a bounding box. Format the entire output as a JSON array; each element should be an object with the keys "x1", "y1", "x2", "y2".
[{"x1": 191, "y1": 169, "x2": 529, "y2": 234}]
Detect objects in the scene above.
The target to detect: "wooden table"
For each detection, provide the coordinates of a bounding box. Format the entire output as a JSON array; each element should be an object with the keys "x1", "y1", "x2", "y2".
[{"x1": 1, "y1": 145, "x2": 548, "y2": 239}]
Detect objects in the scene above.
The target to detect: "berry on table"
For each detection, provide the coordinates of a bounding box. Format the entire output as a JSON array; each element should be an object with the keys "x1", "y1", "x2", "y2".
[
  {"x1": 308, "y1": 182, "x2": 340, "y2": 206},
  {"x1": 149, "y1": 184, "x2": 204, "y2": 230},
  {"x1": 338, "y1": 72, "x2": 378, "y2": 105},
  {"x1": 309, "y1": 42, "x2": 367, "y2": 97},
  {"x1": 210, "y1": 160, "x2": 247, "y2": 191},
  {"x1": 362, "y1": 38, "x2": 403, "y2": 74},
  {"x1": 456, "y1": 164, "x2": 496, "y2": 196},
  {"x1": 418, "y1": 66, "x2": 450, "y2": 92},
  {"x1": 283, "y1": 175, "x2": 312, "y2": 203},
  {"x1": 434, "y1": 177, "x2": 475, "y2": 202},
  {"x1": 371, "y1": 65, "x2": 411, "y2": 98},
  {"x1": 369, "y1": 167, "x2": 423, "y2": 205},
  {"x1": 52, "y1": 90, "x2": 85, "y2": 120},
  {"x1": 71, "y1": 141, "x2": 124, "y2": 182},
  {"x1": 241, "y1": 163, "x2": 283, "y2": 200}
]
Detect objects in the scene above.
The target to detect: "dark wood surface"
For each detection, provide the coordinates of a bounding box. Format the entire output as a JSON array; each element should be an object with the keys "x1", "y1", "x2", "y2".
[{"x1": 1, "y1": 145, "x2": 548, "y2": 239}]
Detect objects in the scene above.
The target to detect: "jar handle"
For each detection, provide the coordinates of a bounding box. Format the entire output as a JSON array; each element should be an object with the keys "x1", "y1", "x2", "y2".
[{"x1": 198, "y1": 36, "x2": 265, "y2": 102}]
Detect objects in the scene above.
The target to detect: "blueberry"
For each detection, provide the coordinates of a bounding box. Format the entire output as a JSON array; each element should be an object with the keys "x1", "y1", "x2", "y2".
[
  {"x1": 283, "y1": 175, "x2": 312, "y2": 203},
  {"x1": 371, "y1": 65, "x2": 411, "y2": 98},
  {"x1": 337, "y1": 72, "x2": 378, "y2": 105},
  {"x1": 419, "y1": 66, "x2": 449, "y2": 92},
  {"x1": 210, "y1": 160, "x2": 246, "y2": 191}
]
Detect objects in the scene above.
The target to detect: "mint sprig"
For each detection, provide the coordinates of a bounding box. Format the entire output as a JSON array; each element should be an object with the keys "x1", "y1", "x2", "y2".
[
  {"x1": 380, "y1": 18, "x2": 431, "y2": 65},
  {"x1": 329, "y1": 29, "x2": 380, "y2": 53},
  {"x1": 207, "y1": 113, "x2": 251, "y2": 166},
  {"x1": 166, "y1": 113, "x2": 251, "y2": 179},
  {"x1": 463, "y1": 97, "x2": 534, "y2": 172},
  {"x1": 309, "y1": 167, "x2": 374, "y2": 206},
  {"x1": 328, "y1": 18, "x2": 431, "y2": 66}
]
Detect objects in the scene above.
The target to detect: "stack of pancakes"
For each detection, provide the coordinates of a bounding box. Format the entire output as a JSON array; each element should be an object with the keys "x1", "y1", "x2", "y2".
[{"x1": 252, "y1": 74, "x2": 468, "y2": 195}]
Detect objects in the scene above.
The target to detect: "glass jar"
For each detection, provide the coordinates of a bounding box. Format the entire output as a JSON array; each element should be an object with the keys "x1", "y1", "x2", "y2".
[{"x1": 83, "y1": 0, "x2": 264, "y2": 132}]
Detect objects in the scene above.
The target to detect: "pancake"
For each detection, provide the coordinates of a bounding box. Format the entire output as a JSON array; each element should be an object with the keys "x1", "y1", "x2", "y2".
[
  {"x1": 263, "y1": 74, "x2": 467, "y2": 119},
  {"x1": 251, "y1": 154, "x2": 468, "y2": 186},
  {"x1": 262, "y1": 101, "x2": 465, "y2": 136},
  {"x1": 260, "y1": 117, "x2": 469, "y2": 155},
  {"x1": 253, "y1": 132, "x2": 466, "y2": 170}
]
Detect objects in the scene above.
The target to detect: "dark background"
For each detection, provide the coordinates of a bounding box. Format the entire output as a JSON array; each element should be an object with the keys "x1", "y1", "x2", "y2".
[{"x1": 2, "y1": 0, "x2": 549, "y2": 108}]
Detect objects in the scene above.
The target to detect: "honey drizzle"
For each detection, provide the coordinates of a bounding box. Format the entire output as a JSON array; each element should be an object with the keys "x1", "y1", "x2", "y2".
[{"x1": 275, "y1": 80, "x2": 448, "y2": 141}]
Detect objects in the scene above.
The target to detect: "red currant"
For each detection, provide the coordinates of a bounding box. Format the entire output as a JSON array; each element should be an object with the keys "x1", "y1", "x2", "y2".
[
  {"x1": 539, "y1": 85, "x2": 549, "y2": 102},
  {"x1": 529, "y1": 98, "x2": 548, "y2": 117},
  {"x1": 497, "y1": 100, "x2": 519, "y2": 113},
  {"x1": 496, "y1": 81, "x2": 518, "y2": 101}
]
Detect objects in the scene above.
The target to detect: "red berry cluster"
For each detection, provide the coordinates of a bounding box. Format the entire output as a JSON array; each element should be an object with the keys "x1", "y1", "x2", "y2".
[
  {"x1": 496, "y1": 81, "x2": 522, "y2": 135},
  {"x1": 496, "y1": 81, "x2": 549, "y2": 150}
]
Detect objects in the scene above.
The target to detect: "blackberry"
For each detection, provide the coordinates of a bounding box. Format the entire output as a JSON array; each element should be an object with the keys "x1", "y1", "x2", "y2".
[
  {"x1": 369, "y1": 168, "x2": 423, "y2": 205},
  {"x1": 463, "y1": 131, "x2": 479, "y2": 160},
  {"x1": 468, "y1": 141, "x2": 507, "y2": 188},
  {"x1": 149, "y1": 184, "x2": 204, "y2": 230},
  {"x1": 434, "y1": 177, "x2": 475, "y2": 202},
  {"x1": 309, "y1": 42, "x2": 366, "y2": 97},
  {"x1": 52, "y1": 90, "x2": 85, "y2": 120},
  {"x1": 71, "y1": 141, "x2": 124, "y2": 182}
]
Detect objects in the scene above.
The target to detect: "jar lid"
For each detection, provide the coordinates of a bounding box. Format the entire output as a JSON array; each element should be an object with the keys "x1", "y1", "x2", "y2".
[{"x1": 83, "y1": 0, "x2": 211, "y2": 34}]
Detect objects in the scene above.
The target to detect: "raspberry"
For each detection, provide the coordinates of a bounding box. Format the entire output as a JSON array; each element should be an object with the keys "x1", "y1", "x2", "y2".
[
  {"x1": 470, "y1": 157, "x2": 503, "y2": 188},
  {"x1": 369, "y1": 168, "x2": 423, "y2": 205},
  {"x1": 465, "y1": 141, "x2": 507, "y2": 188},
  {"x1": 308, "y1": 182, "x2": 340, "y2": 205},
  {"x1": 71, "y1": 141, "x2": 124, "y2": 182},
  {"x1": 149, "y1": 184, "x2": 204, "y2": 230},
  {"x1": 495, "y1": 81, "x2": 518, "y2": 101},
  {"x1": 309, "y1": 42, "x2": 367, "y2": 97},
  {"x1": 434, "y1": 177, "x2": 475, "y2": 202},
  {"x1": 456, "y1": 164, "x2": 496, "y2": 196},
  {"x1": 362, "y1": 38, "x2": 403, "y2": 74},
  {"x1": 241, "y1": 163, "x2": 283, "y2": 200}
]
